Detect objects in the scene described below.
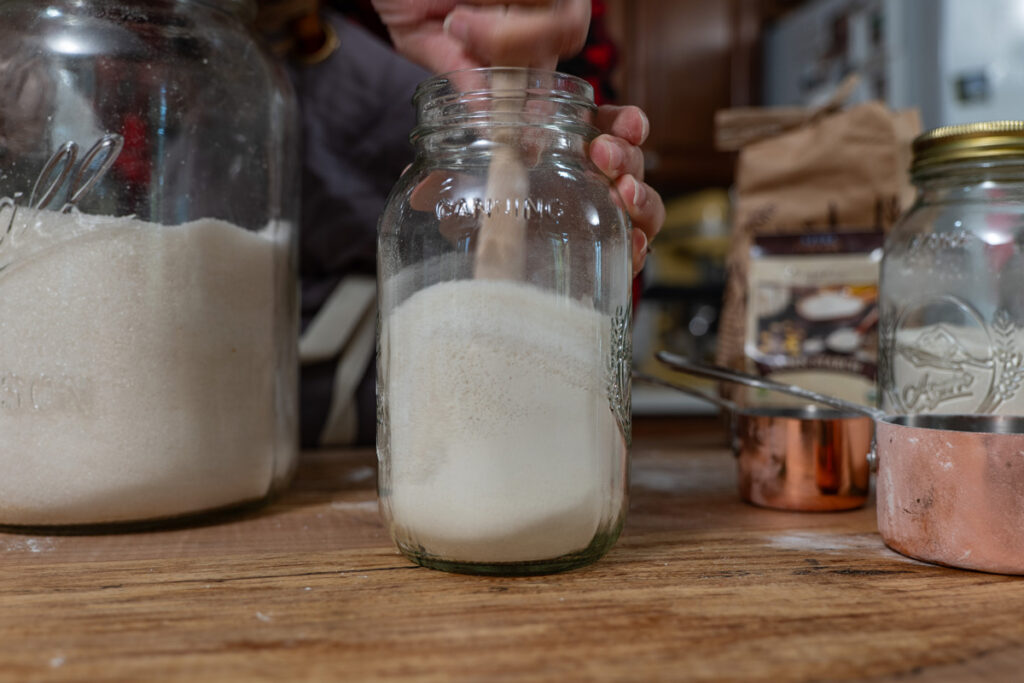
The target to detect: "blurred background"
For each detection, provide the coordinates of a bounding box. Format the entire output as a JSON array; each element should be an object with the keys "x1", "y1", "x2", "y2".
[
  {"x1": 597, "y1": 0, "x2": 1024, "y2": 414},
  {"x1": 328, "y1": 0, "x2": 1024, "y2": 415}
]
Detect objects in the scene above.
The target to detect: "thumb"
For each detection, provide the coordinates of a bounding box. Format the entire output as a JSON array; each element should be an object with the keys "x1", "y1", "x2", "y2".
[{"x1": 444, "y1": 2, "x2": 590, "y2": 68}]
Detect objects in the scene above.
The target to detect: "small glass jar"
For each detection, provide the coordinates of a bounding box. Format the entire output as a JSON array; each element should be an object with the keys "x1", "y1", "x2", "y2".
[
  {"x1": 377, "y1": 68, "x2": 632, "y2": 575},
  {"x1": 0, "y1": 0, "x2": 298, "y2": 527},
  {"x1": 879, "y1": 121, "x2": 1024, "y2": 416}
]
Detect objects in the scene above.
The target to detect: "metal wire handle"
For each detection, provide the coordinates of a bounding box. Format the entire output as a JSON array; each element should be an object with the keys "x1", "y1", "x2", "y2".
[{"x1": 655, "y1": 350, "x2": 887, "y2": 422}]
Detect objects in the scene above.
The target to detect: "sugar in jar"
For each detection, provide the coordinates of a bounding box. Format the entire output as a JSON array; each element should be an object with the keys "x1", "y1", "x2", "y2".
[
  {"x1": 377, "y1": 68, "x2": 632, "y2": 575},
  {"x1": 0, "y1": 0, "x2": 298, "y2": 527},
  {"x1": 880, "y1": 122, "x2": 1024, "y2": 417}
]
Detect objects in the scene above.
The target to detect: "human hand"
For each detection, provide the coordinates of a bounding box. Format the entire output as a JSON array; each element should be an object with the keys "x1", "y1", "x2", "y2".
[
  {"x1": 371, "y1": 0, "x2": 591, "y2": 73},
  {"x1": 408, "y1": 103, "x2": 664, "y2": 275},
  {"x1": 589, "y1": 105, "x2": 664, "y2": 275}
]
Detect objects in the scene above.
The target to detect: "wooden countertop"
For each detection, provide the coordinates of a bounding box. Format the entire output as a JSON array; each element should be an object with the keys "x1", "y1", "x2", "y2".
[{"x1": 2, "y1": 418, "x2": 1023, "y2": 682}]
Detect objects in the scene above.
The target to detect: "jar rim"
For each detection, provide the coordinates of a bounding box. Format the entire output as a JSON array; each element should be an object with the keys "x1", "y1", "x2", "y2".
[
  {"x1": 912, "y1": 120, "x2": 1024, "y2": 174},
  {"x1": 412, "y1": 67, "x2": 598, "y2": 140},
  {"x1": 414, "y1": 67, "x2": 595, "y2": 105}
]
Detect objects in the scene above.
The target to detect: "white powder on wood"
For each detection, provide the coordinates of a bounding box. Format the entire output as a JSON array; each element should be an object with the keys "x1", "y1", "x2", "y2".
[
  {"x1": 382, "y1": 279, "x2": 626, "y2": 563},
  {"x1": 0, "y1": 209, "x2": 282, "y2": 525}
]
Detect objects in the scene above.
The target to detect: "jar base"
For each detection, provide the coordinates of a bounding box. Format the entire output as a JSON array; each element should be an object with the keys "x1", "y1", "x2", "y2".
[
  {"x1": 0, "y1": 492, "x2": 281, "y2": 535},
  {"x1": 396, "y1": 528, "x2": 622, "y2": 576}
]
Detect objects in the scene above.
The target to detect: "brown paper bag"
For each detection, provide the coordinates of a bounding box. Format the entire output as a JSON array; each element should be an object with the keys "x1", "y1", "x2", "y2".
[{"x1": 714, "y1": 93, "x2": 920, "y2": 400}]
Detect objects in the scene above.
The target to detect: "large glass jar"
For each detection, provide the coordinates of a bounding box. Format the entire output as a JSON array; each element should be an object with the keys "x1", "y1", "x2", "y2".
[
  {"x1": 377, "y1": 68, "x2": 632, "y2": 575},
  {"x1": 0, "y1": 0, "x2": 298, "y2": 527},
  {"x1": 880, "y1": 121, "x2": 1024, "y2": 416}
]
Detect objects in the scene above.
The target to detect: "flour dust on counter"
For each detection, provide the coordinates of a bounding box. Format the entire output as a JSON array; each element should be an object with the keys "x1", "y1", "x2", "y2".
[
  {"x1": 0, "y1": 208, "x2": 285, "y2": 526},
  {"x1": 381, "y1": 278, "x2": 626, "y2": 564}
]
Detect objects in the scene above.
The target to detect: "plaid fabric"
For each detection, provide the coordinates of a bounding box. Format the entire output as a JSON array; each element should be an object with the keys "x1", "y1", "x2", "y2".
[{"x1": 556, "y1": 0, "x2": 618, "y2": 105}]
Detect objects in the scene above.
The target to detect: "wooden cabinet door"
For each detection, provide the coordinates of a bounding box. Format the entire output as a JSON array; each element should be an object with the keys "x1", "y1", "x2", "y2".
[{"x1": 606, "y1": 0, "x2": 762, "y2": 194}]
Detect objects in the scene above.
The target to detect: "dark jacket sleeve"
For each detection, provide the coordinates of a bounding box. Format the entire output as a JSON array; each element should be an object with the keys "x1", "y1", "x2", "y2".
[{"x1": 288, "y1": 12, "x2": 428, "y2": 446}]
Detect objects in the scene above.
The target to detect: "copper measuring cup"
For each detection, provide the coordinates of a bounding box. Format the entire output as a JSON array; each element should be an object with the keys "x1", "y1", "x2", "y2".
[
  {"x1": 656, "y1": 351, "x2": 1024, "y2": 575},
  {"x1": 635, "y1": 371, "x2": 872, "y2": 512}
]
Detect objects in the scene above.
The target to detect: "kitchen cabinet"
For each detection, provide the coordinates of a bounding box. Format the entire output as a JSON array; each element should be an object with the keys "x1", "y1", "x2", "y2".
[{"x1": 604, "y1": 0, "x2": 798, "y2": 194}]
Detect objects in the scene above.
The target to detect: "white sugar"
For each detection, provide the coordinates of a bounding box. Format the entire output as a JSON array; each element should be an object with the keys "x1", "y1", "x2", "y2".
[
  {"x1": 0, "y1": 209, "x2": 283, "y2": 525},
  {"x1": 382, "y1": 279, "x2": 625, "y2": 563}
]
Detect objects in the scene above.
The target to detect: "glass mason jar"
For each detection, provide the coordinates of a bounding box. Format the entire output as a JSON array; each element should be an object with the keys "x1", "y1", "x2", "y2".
[
  {"x1": 880, "y1": 121, "x2": 1024, "y2": 416},
  {"x1": 0, "y1": 0, "x2": 299, "y2": 527},
  {"x1": 377, "y1": 68, "x2": 632, "y2": 575}
]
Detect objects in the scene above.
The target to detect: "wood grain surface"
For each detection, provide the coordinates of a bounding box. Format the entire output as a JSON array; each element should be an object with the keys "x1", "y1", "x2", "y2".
[{"x1": 1, "y1": 419, "x2": 1022, "y2": 682}]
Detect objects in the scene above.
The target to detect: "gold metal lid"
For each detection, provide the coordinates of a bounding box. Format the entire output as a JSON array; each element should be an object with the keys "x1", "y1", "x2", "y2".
[{"x1": 913, "y1": 121, "x2": 1024, "y2": 173}]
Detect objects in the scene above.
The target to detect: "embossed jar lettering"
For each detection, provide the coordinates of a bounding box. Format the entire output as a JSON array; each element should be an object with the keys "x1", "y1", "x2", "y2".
[{"x1": 434, "y1": 196, "x2": 564, "y2": 221}]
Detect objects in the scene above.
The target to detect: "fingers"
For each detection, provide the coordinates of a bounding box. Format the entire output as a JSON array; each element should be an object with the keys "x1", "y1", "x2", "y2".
[
  {"x1": 389, "y1": 27, "x2": 481, "y2": 74},
  {"x1": 590, "y1": 106, "x2": 651, "y2": 183},
  {"x1": 594, "y1": 105, "x2": 650, "y2": 146},
  {"x1": 632, "y1": 228, "x2": 649, "y2": 276},
  {"x1": 590, "y1": 133, "x2": 646, "y2": 183},
  {"x1": 589, "y1": 105, "x2": 661, "y2": 275},
  {"x1": 616, "y1": 173, "x2": 664, "y2": 275},
  {"x1": 617, "y1": 174, "x2": 664, "y2": 244},
  {"x1": 444, "y1": 0, "x2": 591, "y2": 68}
]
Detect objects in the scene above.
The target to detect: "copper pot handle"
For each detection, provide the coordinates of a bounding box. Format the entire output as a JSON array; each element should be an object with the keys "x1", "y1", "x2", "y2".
[
  {"x1": 655, "y1": 351, "x2": 883, "y2": 469},
  {"x1": 632, "y1": 371, "x2": 738, "y2": 413}
]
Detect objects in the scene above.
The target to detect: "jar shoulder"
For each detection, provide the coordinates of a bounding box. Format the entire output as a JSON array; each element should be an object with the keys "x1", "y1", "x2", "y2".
[{"x1": 888, "y1": 194, "x2": 1024, "y2": 246}]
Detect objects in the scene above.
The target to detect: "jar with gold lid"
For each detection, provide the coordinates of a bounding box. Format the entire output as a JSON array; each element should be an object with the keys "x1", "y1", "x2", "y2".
[{"x1": 879, "y1": 121, "x2": 1024, "y2": 416}]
